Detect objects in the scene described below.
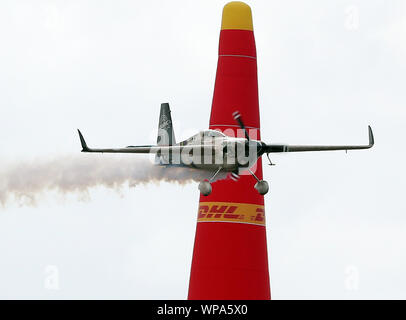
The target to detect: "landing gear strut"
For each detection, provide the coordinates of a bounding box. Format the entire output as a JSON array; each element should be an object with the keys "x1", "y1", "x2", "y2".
[
  {"x1": 266, "y1": 153, "x2": 275, "y2": 166},
  {"x1": 248, "y1": 168, "x2": 269, "y2": 195},
  {"x1": 198, "y1": 167, "x2": 222, "y2": 196}
]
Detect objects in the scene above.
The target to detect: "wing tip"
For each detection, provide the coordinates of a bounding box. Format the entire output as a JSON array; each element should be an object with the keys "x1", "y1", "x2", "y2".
[
  {"x1": 368, "y1": 125, "x2": 374, "y2": 148},
  {"x1": 77, "y1": 129, "x2": 89, "y2": 152}
]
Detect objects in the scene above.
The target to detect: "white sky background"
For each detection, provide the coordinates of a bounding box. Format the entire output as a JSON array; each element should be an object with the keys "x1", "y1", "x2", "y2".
[{"x1": 0, "y1": 0, "x2": 405, "y2": 299}]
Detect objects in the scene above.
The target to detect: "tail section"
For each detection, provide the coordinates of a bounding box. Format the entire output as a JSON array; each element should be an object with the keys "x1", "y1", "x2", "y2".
[
  {"x1": 157, "y1": 103, "x2": 176, "y2": 146},
  {"x1": 156, "y1": 103, "x2": 176, "y2": 165}
]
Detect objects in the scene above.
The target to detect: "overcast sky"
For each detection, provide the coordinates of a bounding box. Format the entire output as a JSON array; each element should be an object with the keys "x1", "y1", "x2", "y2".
[{"x1": 0, "y1": 0, "x2": 405, "y2": 299}]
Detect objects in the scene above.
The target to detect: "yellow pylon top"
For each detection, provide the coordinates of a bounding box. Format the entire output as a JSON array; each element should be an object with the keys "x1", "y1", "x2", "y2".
[{"x1": 221, "y1": 2, "x2": 253, "y2": 31}]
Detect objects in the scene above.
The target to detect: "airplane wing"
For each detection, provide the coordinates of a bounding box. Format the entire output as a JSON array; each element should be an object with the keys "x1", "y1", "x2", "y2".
[
  {"x1": 77, "y1": 130, "x2": 216, "y2": 154},
  {"x1": 264, "y1": 126, "x2": 374, "y2": 153},
  {"x1": 77, "y1": 130, "x2": 154, "y2": 153}
]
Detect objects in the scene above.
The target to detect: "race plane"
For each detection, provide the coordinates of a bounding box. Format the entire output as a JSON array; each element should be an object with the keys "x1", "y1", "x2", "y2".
[{"x1": 77, "y1": 103, "x2": 374, "y2": 196}]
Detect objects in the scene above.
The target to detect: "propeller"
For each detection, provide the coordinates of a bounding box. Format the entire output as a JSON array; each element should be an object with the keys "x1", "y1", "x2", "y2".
[
  {"x1": 232, "y1": 111, "x2": 250, "y2": 141},
  {"x1": 233, "y1": 110, "x2": 275, "y2": 165}
]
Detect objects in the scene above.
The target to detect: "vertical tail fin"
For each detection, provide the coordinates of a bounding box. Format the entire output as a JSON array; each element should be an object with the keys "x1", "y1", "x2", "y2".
[
  {"x1": 157, "y1": 103, "x2": 176, "y2": 146},
  {"x1": 156, "y1": 103, "x2": 176, "y2": 165}
]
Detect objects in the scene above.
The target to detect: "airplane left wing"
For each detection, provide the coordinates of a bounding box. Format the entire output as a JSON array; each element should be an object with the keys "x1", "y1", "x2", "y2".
[{"x1": 264, "y1": 126, "x2": 374, "y2": 153}]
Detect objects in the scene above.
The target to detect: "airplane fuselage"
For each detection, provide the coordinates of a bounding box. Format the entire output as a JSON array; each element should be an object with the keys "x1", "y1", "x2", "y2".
[{"x1": 156, "y1": 131, "x2": 264, "y2": 173}]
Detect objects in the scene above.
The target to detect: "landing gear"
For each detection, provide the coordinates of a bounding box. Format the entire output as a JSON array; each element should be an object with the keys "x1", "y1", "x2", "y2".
[
  {"x1": 198, "y1": 181, "x2": 212, "y2": 196},
  {"x1": 266, "y1": 153, "x2": 275, "y2": 166},
  {"x1": 248, "y1": 168, "x2": 269, "y2": 195},
  {"x1": 254, "y1": 180, "x2": 269, "y2": 195},
  {"x1": 198, "y1": 167, "x2": 222, "y2": 196}
]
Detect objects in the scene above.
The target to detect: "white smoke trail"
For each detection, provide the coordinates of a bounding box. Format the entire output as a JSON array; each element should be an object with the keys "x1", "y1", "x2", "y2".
[{"x1": 0, "y1": 154, "x2": 227, "y2": 206}]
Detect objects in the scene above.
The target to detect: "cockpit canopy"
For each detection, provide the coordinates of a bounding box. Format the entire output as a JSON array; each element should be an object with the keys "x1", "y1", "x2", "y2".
[
  {"x1": 180, "y1": 130, "x2": 225, "y2": 145},
  {"x1": 201, "y1": 130, "x2": 225, "y2": 138}
]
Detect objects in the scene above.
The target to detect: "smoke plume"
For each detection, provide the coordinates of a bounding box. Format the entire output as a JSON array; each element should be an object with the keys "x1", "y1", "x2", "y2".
[{"x1": 0, "y1": 154, "x2": 227, "y2": 206}]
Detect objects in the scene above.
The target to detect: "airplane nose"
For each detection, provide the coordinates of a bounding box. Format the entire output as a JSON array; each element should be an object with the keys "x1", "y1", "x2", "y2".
[{"x1": 221, "y1": 1, "x2": 253, "y2": 31}]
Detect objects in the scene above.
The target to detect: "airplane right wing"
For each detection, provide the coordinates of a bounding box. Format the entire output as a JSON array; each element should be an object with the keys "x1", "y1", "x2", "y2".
[
  {"x1": 78, "y1": 129, "x2": 165, "y2": 153},
  {"x1": 77, "y1": 129, "x2": 216, "y2": 154}
]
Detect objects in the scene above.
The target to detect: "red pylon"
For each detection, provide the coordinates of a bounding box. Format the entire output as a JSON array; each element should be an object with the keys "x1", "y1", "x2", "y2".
[{"x1": 188, "y1": 2, "x2": 271, "y2": 300}]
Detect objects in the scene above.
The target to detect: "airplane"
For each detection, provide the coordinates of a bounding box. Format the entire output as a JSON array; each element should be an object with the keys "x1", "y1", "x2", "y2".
[{"x1": 77, "y1": 103, "x2": 374, "y2": 196}]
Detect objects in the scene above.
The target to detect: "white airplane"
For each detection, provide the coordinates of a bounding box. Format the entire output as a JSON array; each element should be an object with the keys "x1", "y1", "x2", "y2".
[{"x1": 78, "y1": 103, "x2": 374, "y2": 196}]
